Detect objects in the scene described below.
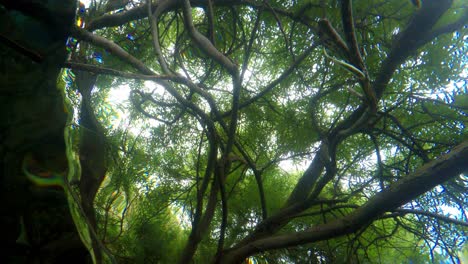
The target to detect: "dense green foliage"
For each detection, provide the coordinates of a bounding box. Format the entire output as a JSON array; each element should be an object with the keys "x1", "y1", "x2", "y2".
[{"x1": 64, "y1": 0, "x2": 468, "y2": 263}]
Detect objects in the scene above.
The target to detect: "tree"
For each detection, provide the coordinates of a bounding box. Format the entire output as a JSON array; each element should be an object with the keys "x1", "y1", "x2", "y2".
[
  {"x1": 0, "y1": 0, "x2": 92, "y2": 263},
  {"x1": 2, "y1": 0, "x2": 467, "y2": 263}
]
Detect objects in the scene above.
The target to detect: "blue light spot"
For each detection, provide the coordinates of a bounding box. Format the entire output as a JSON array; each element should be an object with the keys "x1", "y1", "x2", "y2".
[
  {"x1": 126, "y1": 33, "x2": 135, "y2": 41},
  {"x1": 79, "y1": 2, "x2": 86, "y2": 14},
  {"x1": 66, "y1": 37, "x2": 78, "y2": 51},
  {"x1": 93, "y1": 52, "x2": 103, "y2": 64}
]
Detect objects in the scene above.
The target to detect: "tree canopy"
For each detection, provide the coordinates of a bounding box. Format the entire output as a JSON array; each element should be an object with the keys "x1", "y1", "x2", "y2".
[{"x1": 2, "y1": 0, "x2": 468, "y2": 263}]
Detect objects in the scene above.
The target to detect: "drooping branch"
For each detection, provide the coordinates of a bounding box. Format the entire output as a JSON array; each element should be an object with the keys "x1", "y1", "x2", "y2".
[
  {"x1": 394, "y1": 209, "x2": 468, "y2": 227},
  {"x1": 240, "y1": 5, "x2": 263, "y2": 82},
  {"x1": 181, "y1": 2, "x2": 244, "y2": 259}
]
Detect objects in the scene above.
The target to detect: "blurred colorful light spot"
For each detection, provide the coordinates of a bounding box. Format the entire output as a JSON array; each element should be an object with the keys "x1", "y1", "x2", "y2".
[
  {"x1": 126, "y1": 33, "x2": 135, "y2": 41},
  {"x1": 93, "y1": 52, "x2": 103, "y2": 63}
]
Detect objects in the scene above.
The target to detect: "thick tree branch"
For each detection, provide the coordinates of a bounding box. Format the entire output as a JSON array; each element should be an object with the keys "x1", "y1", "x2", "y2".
[
  {"x1": 419, "y1": 9, "x2": 468, "y2": 46},
  {"x1": 74, "y1": 70, "x2": 108, "y2": 263},
  {"x1": 227, "y1": 2, "x2": 459, "y2": 253},
  {"x1": 71, "y1": 26, "x2": 154, "y2": 75},
  {"x1": 182, "y1": 0, "x2": 238, "y2": 75},
  {"x1": 222, "y1": 140, "x2": 468, "y2": 263},
  {"x1": 373, "y1": 0, "x2": 453, "y2": 99},
  {"x1": 286, "y1": 143, "x2": 330, "y2": 206},
  {"x1": 86, "y1": 0, "x2": 314, "y2": 32},
  {"x1": 63, "y1": 62, "x2": 173, "y2": 80},
  {"x1": 86, "y1": 0, "x2": 164, "y2": 31},
  {"x1": 179, "y1": 163, "x2": 221, "y2": 263}
]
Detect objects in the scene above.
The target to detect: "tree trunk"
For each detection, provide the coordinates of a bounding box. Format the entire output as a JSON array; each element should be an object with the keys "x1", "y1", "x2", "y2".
[{"x1": 0, "y1": 1, "x2": 91, "y2": 262}]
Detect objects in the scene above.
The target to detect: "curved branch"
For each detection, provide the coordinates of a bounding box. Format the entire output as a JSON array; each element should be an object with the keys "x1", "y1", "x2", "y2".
[
  {"x1": 87, "y1": 0, "x2": 314, "y2": 32},
  {"x1": 147, "y1": 0, "x2": 171, "y2": 73},
  {"x1": 182, "y1": 0, "x2": 238, "y2": 75}
]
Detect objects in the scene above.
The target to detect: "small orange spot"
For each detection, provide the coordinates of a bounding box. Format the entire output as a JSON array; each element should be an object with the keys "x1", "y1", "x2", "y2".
[
  {"x1": 38, "y1": 171, "x2": 53, "y2": 178},
  {"x1": 411, "y1": 0, "x2": 421, "y2": 8}
]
